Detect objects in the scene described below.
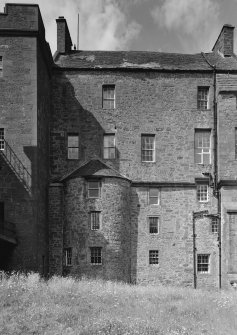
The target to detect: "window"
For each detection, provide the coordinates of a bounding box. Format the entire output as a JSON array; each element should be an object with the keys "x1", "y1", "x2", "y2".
[
  {"x1": 197, "y1": 254, "x2": 210, "y2": 273},
  {"x1": 149, "y1": 250, "x2": 159, "y2": 265},
  {"x1": 0, "y1": 128, "x2": 4, "y2": 150},
  {"x1": 141, "y1": 135, "x2": 155, "y2": 162},
  {"x1": 149, "y1": 188, "x2": 159, "y2": 205},
  {"x1": 90, "y1": 211, "x2": 101, "y2": 230},
  {"x1": 103, "y1": 134, "x2": 116, "y2": 159},
  {"x1": 0, "y1": 56, "x2": 2, "y2": 77},
  {"x1": 197, "y1": 184, "x2": 208, "y2": 202},
  {"x1": 102, "y1": 85, "x2": 115, "y2": 109},
  {"x1": 88, "y1": 180, "x2": 100, "y2": 198},
  {"x1": 149, "y1": 217, "x2": 159, "y2": 234},
  {"x1": 197, "y1": 87, "x2": 209, "y2": 110},
  {"x1": 64, "y1": 248, "x2": 72, "y2": 266},
  {"x1": 67, "y1": 133, "x2": 79, "y2": 159},
  {"x1": 195, "y1": 130, "x2": 211, "y2": 164},
  {"x1": 90, "y1": 247, "x2": 102, "y2": 265},
  {"x1": 211, "y1": 217, "x2": 218, "y2": 233}
]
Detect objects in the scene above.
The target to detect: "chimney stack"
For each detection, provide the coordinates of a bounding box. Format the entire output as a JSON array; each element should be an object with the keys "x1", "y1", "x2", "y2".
[
  {"x1": 56, "y1": 16, "x2": 72, "y2": 53},
  {"x1": 212, "y1": 24, "x2": 235, "y2": 57}
]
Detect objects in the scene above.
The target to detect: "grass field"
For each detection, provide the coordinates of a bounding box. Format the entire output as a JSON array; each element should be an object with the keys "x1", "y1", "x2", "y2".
[{"x1": 0, "y1": 273, "x2": 237, "y2": 335}]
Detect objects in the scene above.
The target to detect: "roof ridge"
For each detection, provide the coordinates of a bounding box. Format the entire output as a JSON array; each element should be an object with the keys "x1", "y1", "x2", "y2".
[{"x1": 68, "y1": 50, "x2": 203, "y2": 56}]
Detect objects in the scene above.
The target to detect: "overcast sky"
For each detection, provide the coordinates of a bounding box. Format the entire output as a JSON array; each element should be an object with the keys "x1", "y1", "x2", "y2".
[{"x1": 1, "y1": 0, "x2": 237, "y2": 55}]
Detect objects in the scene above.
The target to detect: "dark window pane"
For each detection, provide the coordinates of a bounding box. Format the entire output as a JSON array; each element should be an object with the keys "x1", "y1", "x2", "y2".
[
  {"x1": 88, "y1": 189, "x2": 99, "y2": 198},
  {"x1": 149, "y1": 217, "x2": 158, "y2": 234},
  {"x1": 91, "y1": 247, "x2": 102, "y2": 264},
  {"x1": 88, "y1": 181, "x2": 99, "y2": 189},
  {"x1": 149, "y1": 250, "x2": 159, "y2": 264}
]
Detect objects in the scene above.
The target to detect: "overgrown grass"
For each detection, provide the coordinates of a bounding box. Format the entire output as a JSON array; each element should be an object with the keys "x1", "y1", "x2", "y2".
[{"x1": 0, "y1": 273, "x2": 237, "y2": 334}]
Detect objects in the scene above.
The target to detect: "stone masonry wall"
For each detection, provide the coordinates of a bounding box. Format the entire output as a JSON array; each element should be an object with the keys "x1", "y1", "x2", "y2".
[
  {"x1": 51, "y1": 69, "x2": 219, "y2": 286},
  {"x1": 0, "y1": 3, "x2": 51, "y2": 273},
  {"x1": 0, "y1": 160, "x2": 35, "y2": 271},
  {"x1": 0, "y1": 35, "x2": 38, "y2": 271},
  {"x1": 220, "y1": 187, "x2": 237, "y2": 288},
  {"x1": 48, "y1": 183, "x2": 64, "y2": 276},
  {"x1": 36, "y1": 41, "x2": 51, "y2": 275},
  {"x1": 0, "y1": 4, "x2": 39, "y2": 31},
  {"x1": 217, "y1": 73, "x2": 237, "y2": 180},
  {"x1": 63, "y1": 176, "x2": 131, "y2": 282},
  {"x1": 51, "y1": 71, "x2": 214, "y2": 182},
  {"x1": 131, "y1": 185, "x2": 218, "y2": 288}
]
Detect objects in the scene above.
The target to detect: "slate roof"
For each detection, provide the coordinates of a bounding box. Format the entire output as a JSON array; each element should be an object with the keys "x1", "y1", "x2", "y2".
[
  {"x1": 60, "y1": 158, "x2": 130, "y2": 182},
  {"x1": 54, "y1": 50, "x2": 237, "y2": 71}
]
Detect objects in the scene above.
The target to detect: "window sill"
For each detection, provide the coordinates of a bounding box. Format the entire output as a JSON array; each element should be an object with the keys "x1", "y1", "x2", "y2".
[
  {"x1": 197, "y1": 108, "x2": 211, "y2": 111},
  {"x1": 196, "y1": 163, "x2": 212, "y2": 166},
  {"x1": 142, "y1": 161, "x2": 156, "y2": 163},
  {"x1": 197, "y1": 272, "x2": 210, "y2": 275},
  {"x1": 91, "y1": 263, "x2": 102, "y2": 266}
]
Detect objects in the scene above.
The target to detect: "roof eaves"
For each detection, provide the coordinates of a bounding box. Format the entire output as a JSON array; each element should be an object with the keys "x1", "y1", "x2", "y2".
[
  {"x1": 60, "y1": 157, "x2": 131, "y2": 182},
  {"x1": 53, "y1": 66, "x2": 214, "y2": 72},
  {"x1": 95, "y1": 157, "x2": 131, "y2": 181}
]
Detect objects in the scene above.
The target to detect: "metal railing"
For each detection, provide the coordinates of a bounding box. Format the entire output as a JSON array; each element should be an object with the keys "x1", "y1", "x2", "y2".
[
  {"x1": 0, "y1": 139, "x2": 31, "y2": 193},
  {"x1": 0, "y1": 220, "x2": 17, "y2": 242}
]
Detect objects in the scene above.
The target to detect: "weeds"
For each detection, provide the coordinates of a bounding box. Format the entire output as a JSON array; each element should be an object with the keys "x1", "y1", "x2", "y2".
[{"x1": 0, "y1": 273, "x2": 237, "y2": 334}]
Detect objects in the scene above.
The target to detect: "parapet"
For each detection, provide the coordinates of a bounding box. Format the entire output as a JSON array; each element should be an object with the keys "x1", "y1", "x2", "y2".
[{"x1": 0, "y1": 3, "x2": 45, "y2": 37}]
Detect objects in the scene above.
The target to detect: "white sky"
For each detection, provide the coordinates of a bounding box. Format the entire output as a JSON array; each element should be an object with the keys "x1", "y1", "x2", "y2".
[{"x1": 1, "y1": 0, "x2": 237, "y2": 54}]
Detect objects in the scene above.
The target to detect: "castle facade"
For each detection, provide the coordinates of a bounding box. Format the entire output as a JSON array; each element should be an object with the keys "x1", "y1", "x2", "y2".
[{"x1": 1, "y1": 3, "x2": 237, "y2": 289}]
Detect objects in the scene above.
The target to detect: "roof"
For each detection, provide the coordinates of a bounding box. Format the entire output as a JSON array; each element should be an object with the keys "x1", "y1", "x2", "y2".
[
  {"x1": 60, "y1": 158, "x2": 130, "y2": 182},
  {"x1": 54, "y1": 50, "x2": 237, "y2": 71}
]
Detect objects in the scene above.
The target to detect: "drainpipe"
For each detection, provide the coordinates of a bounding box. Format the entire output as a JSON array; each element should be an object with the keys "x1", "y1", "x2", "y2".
[
  {"x1": 201, "y1": 53, "x2": 221, "y2": 289},
  {"x1": 193, "y1": 212, "x2": 197, "y2": 289}
]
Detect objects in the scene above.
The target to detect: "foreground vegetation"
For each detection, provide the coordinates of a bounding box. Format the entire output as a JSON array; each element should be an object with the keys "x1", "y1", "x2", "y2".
[{"x1": 0, "y1": 273, "x2": 237, "y2": 334}]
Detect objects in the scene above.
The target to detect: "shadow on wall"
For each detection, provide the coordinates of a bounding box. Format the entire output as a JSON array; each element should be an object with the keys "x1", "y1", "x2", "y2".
[
  {"x1": 50, "y1": 73, "x2": 121, "y2": 178},
  {"x1": 62, "y1": 199, "x2": 140, "y2": 284},
  {"x1": 50, "y1": 73, "x2": 141, "y2": 283},
  {"x1": 0, "y1": 157, "x2": 34, "y2": 271},
  {"x1": 24, "y1": 145, "x2": 37, "y2": 196}
]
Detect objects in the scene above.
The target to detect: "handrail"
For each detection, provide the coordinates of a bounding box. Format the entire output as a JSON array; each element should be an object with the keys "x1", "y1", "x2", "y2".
[{"x1": 0, "y1": 139, "x2": 31, "y2": 193}]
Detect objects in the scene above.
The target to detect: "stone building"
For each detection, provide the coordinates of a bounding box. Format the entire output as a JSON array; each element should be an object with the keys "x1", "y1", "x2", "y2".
[{"x1": 1, "y1": 3, "x2": 237, "y2": 289}]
